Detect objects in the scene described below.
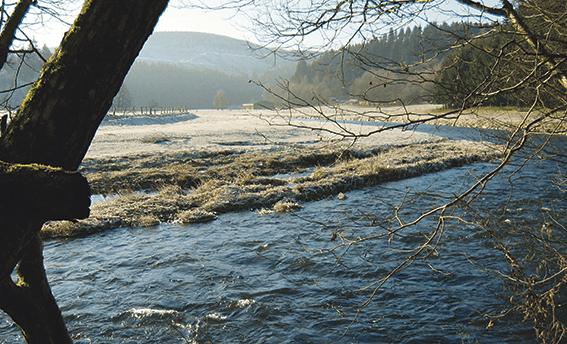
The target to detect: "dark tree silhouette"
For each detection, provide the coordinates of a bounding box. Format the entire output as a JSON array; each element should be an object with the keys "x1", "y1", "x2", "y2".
[{"x1": 0, "y1": 0, "x2": 169, "y2": 342}]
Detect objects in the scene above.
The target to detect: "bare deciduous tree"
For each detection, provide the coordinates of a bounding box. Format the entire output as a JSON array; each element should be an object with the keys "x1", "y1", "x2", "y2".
[{"x1": 208, "y1": 0, "x2": 567, "y2": 342}]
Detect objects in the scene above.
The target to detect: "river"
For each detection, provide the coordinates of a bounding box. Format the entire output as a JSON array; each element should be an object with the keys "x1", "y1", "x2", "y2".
[{"x1": 1, "y1": 122, "x2": 566, "y2": 343}]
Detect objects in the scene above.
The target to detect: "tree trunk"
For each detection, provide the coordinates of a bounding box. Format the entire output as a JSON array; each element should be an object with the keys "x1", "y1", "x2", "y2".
[
  {"x1": 0, "y1": 160, "x2": 89, "y2": 344},
  {"x1": 0, "y1": 161, "x2": 90, "y2": 221},
  {"x1": 0, "y1": 161, "x2": 90, "y2": 285},
  {"x1": 0, "y1": 0, "x2": 169, "y2": 342},
  {"x1": 0, "y1": 235, "x2": 74, "y2": 344},
  {"x1": 0, "y1": 0, "x2": 169, "y2": 171},
  {"x1": 0, "y1": 0, "x2": 34, "y2": 69}
]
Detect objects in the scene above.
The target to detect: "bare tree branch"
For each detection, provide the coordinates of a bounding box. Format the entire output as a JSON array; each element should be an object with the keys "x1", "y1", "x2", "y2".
[{"x1": 0, "y1": 0, "x2": 34, "y2": 70}]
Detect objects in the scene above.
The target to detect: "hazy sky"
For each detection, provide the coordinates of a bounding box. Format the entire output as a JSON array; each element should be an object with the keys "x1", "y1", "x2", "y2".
[
  {"x1": 33, "y1": 5, "x2": 249, "y2": 48},
  {"x1": 30, "y1": 1, "x2": 501, "y2": 49}
]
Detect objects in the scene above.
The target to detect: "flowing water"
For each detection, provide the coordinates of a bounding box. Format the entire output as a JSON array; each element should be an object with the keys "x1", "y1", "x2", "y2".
[{"x1": 1, "y1": 125, "x2": 566, "y2": 343}]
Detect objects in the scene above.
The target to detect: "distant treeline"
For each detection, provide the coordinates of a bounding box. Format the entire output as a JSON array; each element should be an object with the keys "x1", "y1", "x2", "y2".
[
  {"x1": 262, "y1": 22, "x2": 487, "y2": 107},
  {"x1": 433, "y1": 0, "x2": 567, "y2": 108},
  {"x1": 116, "y1": 22, "x2": 491, "y2": 110},
  {"x1": 5, "y1": 15, "x2": 556, "y2": 112},
  {"x1": 0, "y1": 48, "x2": 288, "y2": 111},
  {"x1": 122, "y1": 12, "x2": 564, "y2": 110},
  {"x1": 115, "y1": 61, "x2": 268, "y2": 109},
  {"x1": 0, "y1": 45, "x2": 52, "y2": 111}
]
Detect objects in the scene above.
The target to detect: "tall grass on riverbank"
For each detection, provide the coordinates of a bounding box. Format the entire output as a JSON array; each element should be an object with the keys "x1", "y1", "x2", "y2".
[{"x1": 41, "y1": 139, "x2": 500, "y2": 238}]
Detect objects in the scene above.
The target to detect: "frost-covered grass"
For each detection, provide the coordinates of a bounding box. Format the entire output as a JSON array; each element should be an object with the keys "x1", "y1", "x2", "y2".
[
  {"x1": 280, "y1": 104, "x2": 567, "y2": 133},
  {"x1": 384, "y1": 105, "x2": 567, "y2": 133},
  {"x1": 41, "y1": 139, "x2": 501, "y2": 238}
]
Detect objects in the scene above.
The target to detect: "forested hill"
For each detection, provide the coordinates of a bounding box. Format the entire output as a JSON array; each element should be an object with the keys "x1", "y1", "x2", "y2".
[
  {"x1": 2, "y1": 27, "x2": 496, "y2": 111},
  {"x1": 138, "y1": 31, "x2": 294, "y2": 77},
  {"x1": 263, "y1": 22, "x2": 485, "y2": 107},
  {"x1": 112, "y1": 32, "x2": 296, "y2": 110},
  {"x1": 122, "y1": 28, "x2": 476, "y2": 110}
]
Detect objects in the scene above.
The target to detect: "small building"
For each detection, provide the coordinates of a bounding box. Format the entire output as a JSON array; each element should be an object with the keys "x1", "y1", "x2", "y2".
[{"x1": 241, "y1": 101, "x2": 276, "y2": 111}]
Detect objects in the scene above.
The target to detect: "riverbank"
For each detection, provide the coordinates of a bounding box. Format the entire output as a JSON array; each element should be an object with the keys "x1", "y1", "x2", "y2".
[
  {"x1": 41, "y1": 109, "x2": 502, "y2": 238},
  {"x1": 325, "y1": 104, "x2": 566, "y2": 133}
]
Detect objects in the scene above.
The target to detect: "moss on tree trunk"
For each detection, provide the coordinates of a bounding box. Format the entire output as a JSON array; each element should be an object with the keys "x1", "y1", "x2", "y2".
[
  {"x1": 0, "y1": 0, "x2": 169, "y2": 342},
  {"x1": 0, "y1": 161, "x2": 90, "y2": 278},
  {"x1": 0, "y1": 161, "x2": 89, "y2": 344}
]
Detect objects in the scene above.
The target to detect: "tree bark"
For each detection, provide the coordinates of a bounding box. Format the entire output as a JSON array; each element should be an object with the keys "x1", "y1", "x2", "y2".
[
  {"x1": 0, "y1": 161, "x2": 90, "y2": 221},
  {"x1": 0, "y1": 0, "x2": 34, "y2": 70},
  {"x1": 0, "y1": 0, "x2": 169, "y2": 171},
  {"x1": 0, "y1": 235, "x2": 74, "y2": 344},
  {"x1": 0, "y1": 0, "x2": 169, "y2": 342},
  {"x1": 0, "y1": 161, "x2": 90, "y2": 288},
  {"x1": 0, "y1": 162, "x2": 89, "y2": 344}
]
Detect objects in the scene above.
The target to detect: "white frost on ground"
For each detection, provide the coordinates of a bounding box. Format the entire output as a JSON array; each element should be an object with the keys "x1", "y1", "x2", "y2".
[
  {"x1": 40, "y1": 107, "x2": 499, "y2": 238},
  {"x1": 86, "y1": 108, "x2": 446, "y2": 159}
]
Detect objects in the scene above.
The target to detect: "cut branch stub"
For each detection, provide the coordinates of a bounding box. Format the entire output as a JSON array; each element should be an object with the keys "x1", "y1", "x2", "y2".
[
  {"x1": 0, "y1": 160, "x2": 90, "y2": 282},
  {"x1": 0, "y1": 160, "x2": 90, "y2": 221}
]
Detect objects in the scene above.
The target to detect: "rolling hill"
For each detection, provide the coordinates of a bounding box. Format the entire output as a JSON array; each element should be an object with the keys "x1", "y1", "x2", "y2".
[
  {"x1": 114, "y1": 32, "x2": 298, "y2": 109},
  {"x1": 138, "y1": 31, "x2": 295, "y2": 77}
]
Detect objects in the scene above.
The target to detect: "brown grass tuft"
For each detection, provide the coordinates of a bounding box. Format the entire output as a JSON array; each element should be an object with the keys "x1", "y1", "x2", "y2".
[{"x1": 42, "y1": 140, "x2": 501, "y2": 238}]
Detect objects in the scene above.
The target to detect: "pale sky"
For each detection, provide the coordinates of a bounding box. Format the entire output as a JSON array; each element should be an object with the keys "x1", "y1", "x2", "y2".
[
  {"x1": 29, "y1": 1, "x2": 501, "y2": 49},
  {"x1": 32, "y1": 5, "x2": 250, "y2": 48},
  {"x1": 155, "y1": 7, "x2": 247, "y2": 38}
]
